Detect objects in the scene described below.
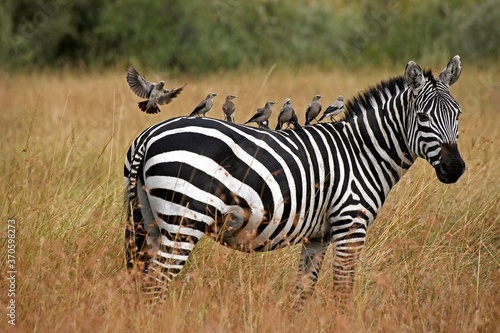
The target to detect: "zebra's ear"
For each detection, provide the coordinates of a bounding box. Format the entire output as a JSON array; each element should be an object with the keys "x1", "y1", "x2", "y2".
[
  {"x1": 438, "y1": 55, "x2": 461, "y2": 86},
  {"x1": 405, "y1": 61, "x2": 424, "y2": 91}
]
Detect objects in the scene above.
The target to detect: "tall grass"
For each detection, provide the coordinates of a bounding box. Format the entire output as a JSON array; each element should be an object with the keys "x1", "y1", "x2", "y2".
[{"x1": 1, "y1": 63, "x2": 499, "y2": 332}]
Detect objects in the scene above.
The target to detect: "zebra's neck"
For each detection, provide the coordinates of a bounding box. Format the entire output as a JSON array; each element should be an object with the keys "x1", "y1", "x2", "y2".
[{"x1": 341, "y1": 76, "x2": 416, "y2": 192}]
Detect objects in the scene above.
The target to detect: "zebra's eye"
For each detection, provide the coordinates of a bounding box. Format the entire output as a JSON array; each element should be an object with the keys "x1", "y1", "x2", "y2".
[{"x1": 417, "y1": 113, "x2": 429, "y2": 122}]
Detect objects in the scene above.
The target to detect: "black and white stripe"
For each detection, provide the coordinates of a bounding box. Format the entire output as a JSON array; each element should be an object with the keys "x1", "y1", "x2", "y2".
[{"x1": 124, "y1": 56, "x2": 465, "y2": 302}]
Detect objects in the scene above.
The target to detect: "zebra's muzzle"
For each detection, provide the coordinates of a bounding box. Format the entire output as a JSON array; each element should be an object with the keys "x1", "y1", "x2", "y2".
[{"x1": 435, "y1": 143, "x2": 465, "y2": 184}]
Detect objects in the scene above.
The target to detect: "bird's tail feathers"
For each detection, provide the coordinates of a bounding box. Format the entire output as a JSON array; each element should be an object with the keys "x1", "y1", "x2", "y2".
[
  {"x1": 138, "y1": 100, "x2": 160, "y2": 114},
  {"x1": 138, "y1": 100, "x2": 148, "y2": 111}
]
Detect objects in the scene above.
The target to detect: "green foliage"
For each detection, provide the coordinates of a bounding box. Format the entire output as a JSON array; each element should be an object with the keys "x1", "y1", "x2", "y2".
[{"x1": 0, "y1": 0, "x2": 498, "y2": 73}]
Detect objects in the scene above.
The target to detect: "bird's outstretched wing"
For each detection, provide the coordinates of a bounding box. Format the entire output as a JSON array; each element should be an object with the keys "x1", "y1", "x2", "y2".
[
  {"x1": 158, "y1": 86, "x2": 184, "y2": 105},
  {"x1": 127, "y1": 67, "x2": 153, "y2": 99}
]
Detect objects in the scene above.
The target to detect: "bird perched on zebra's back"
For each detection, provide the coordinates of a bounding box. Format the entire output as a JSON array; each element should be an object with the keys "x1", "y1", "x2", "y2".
[
  {"x1": 275, "y1": 98, "x2": 301, "y2": 130},
  {"x1": 319, "y1": 95, "x2": 344, "y2": 122},
  {"x1": 126, "y1": 66, "x2": 184, "y2": 114},
  {"x1": 259, "y1": 120, "x2": 270, "y2": 129},
  {"x1": 245, "y1": 101, "x2": 277, "y2": 129},
  {"x1": 305, "y1": 94, "x2": 322, "y2": 125},
  {"x1": 222, "y1": 95, "x2": 237, "y2": 123},
  {"x1": 190, "y1": 93, "x2": 218, "y2": 117}
]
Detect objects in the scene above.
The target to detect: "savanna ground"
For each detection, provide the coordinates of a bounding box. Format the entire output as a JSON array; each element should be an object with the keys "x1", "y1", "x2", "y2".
[{"x1": 1, "y1": 62, "x2": 499, "y2": 332}]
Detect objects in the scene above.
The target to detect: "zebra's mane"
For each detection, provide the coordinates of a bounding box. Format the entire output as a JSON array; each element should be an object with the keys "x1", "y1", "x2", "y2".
[{"x1": 343, "y1": 69, "x2": 434, "y2": 120}]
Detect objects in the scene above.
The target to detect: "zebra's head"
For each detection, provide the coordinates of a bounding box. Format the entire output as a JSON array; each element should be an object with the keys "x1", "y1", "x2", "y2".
[{"x1": 404, "y1": 55, "x2": 465, "y2": 184}]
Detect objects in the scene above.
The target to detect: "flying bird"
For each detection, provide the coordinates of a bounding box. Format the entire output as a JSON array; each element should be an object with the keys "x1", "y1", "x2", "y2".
[
  {"x1": 305, "y1": 94, "x2": 322, "y2": 125},
  {"x1": 245, "y1": 101, "x2": 277, "y2": 128},
  {"x1": 275, "y1": 98, "x2": 301, "y2": 130},
  {"x1": 190, "y1": 93, "x2": 218, "y2": 117},
  {"x1": 126, "y1": 66, "x2": 184, "y2": 114},
  {"x1": 222, "y1": 95, "x2": 237, "y2": 123},
  {"x1": 319, "y1": 95, "x2": 344, "y2": 122}
]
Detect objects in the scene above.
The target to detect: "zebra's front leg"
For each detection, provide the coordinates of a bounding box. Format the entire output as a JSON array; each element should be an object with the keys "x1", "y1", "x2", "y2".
[
  {"x1": 294, "y1": 235, "x2": 331, "y2": 308},
  {"x1": 332, "y1": 221, "x2": 366, "y2": 305}
]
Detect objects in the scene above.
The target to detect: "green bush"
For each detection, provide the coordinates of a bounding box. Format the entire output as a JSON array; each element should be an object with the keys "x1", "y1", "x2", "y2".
[{"x1": 0, "y1": 0, "x2": 498, "y2": 73}]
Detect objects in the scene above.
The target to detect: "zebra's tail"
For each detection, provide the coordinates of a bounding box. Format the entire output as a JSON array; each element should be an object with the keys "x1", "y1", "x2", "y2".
[
  {"x1": 125, "y1": 143, "x2": 149, "y2": 272},
  {"x1": 127, "y1": 143, "x2": 146, "y2": 201}
]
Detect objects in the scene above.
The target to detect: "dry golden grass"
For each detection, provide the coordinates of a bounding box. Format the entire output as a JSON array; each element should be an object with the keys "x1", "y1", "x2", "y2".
[{"x1": 1, "y1": 62, "x2": 499, "y2": 332}]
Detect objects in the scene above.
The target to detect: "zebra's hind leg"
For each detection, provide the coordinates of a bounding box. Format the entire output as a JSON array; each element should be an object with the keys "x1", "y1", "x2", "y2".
[
  {"x1": 143, "y1": 215, "x2": 204, "y2": 299},
  {"x1": 294, "y1": 236, "x2": 331, "y2": 309},
  {"x1": 125, "y1": 177, "x2": 172, "y2": 299}
]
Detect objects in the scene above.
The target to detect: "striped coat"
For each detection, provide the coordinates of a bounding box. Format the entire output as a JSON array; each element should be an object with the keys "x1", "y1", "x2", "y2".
[{"x1": 124, "y1": 56, "x2": 465, "y2": 303}]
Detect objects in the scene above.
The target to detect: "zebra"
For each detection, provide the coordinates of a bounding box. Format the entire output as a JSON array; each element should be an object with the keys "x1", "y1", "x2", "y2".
[{"x1": 123, "y1": 56, "x2": 465, "y2": 305}]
